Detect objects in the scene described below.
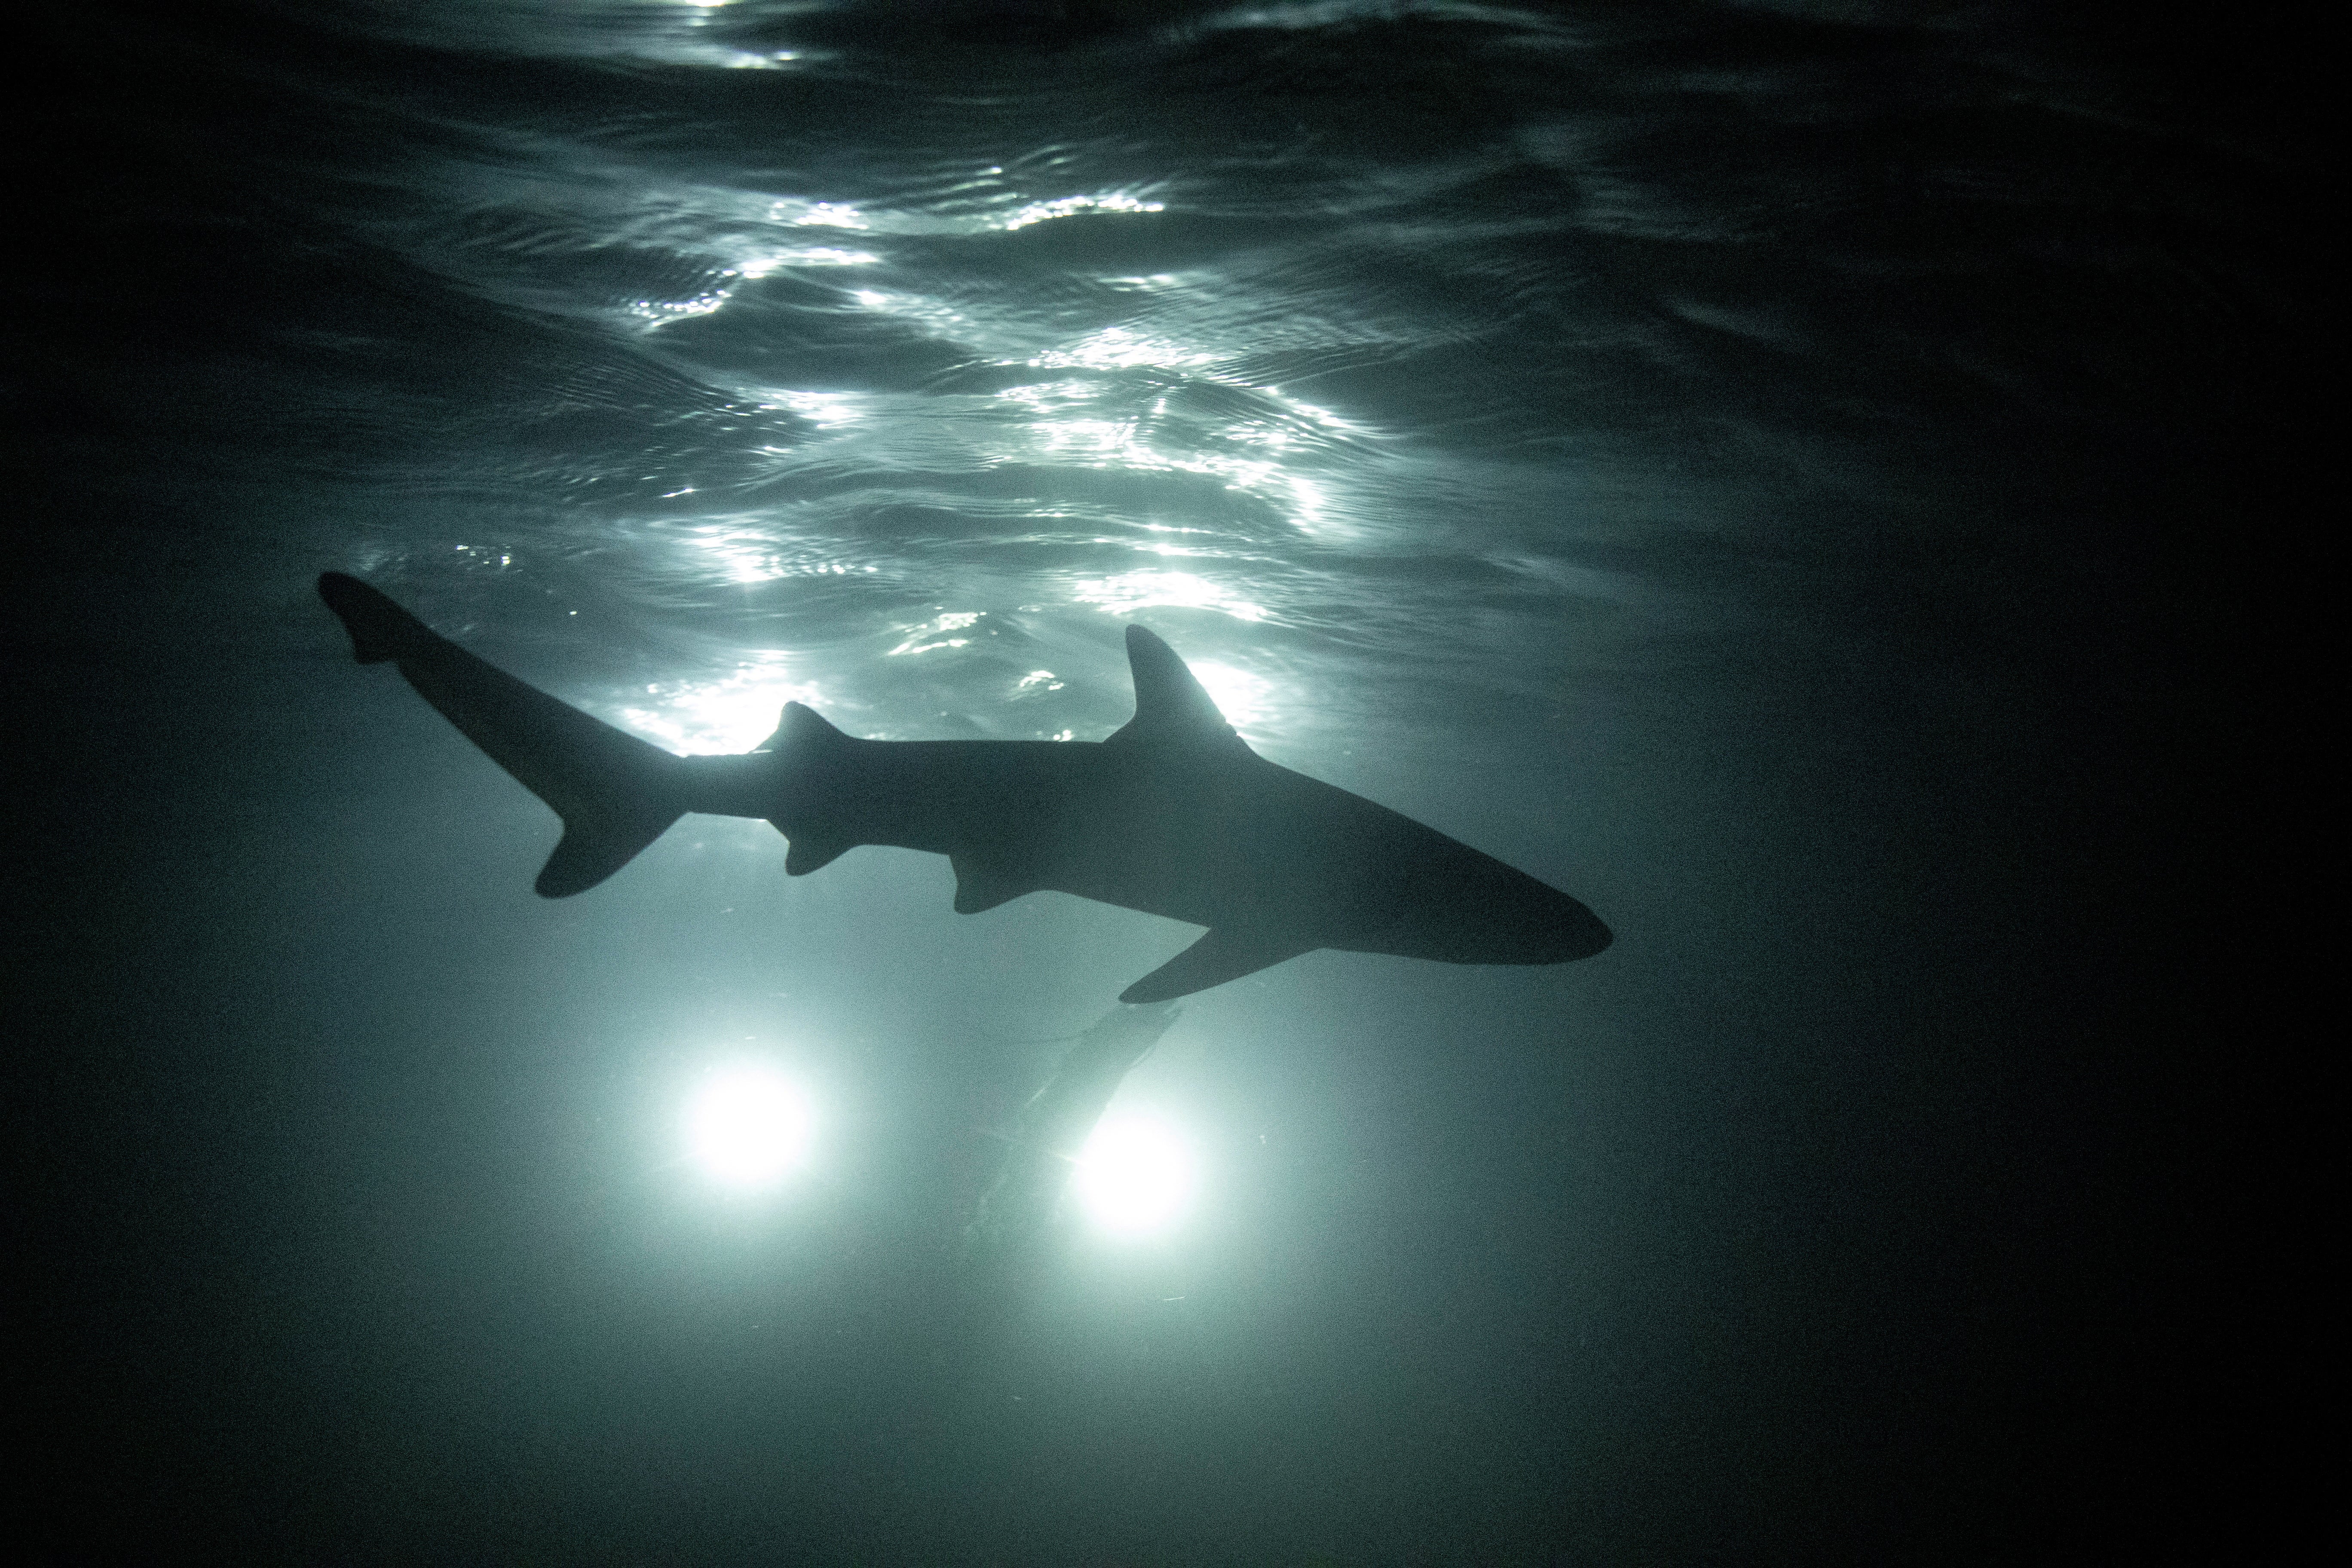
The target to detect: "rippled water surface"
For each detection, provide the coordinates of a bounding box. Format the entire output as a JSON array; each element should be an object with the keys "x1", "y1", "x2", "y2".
[
  {"x1": 15, "y1": 1, "x2": 2292, "y2": 1561},
  {"x1": 39, "y1": 0, "x2": 2272, "y2": 738}
]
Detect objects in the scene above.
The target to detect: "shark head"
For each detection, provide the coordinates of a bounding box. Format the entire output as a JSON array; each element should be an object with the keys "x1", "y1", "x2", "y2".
[{"x1": 1344, "y1": 850, "x2": 1612, "y2": 968}]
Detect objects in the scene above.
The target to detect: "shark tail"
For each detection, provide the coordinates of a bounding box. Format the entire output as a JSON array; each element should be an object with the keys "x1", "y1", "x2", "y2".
[{"x1": 318, "y1": 573, "x2": 688, "y2": 897}]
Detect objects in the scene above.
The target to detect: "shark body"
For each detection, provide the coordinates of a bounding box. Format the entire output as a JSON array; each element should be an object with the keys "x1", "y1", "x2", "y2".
[{"x1": 318, "y1": 572, "x2": 1609, "y2": 1001}]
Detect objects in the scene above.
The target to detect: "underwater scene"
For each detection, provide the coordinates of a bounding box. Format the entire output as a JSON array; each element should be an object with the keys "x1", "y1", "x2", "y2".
[{"x1": 12, "y1": 1, "x2": 2294, "y2": 1560}]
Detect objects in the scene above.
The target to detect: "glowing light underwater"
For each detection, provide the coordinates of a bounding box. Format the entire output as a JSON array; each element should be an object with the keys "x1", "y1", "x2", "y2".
[
  {"x1": 685, "y1": 1064, "x2": 816, "y2": 1191},
  {"x1": 618, "y1": 652, "x2": 817, "y2": 754},
  {"x1": 675, "y1": 1067, "x2": 1198, "y2": 1239},
  {"x1": 1072, "y1": 1112, "x2": 1199, "y2": 1238}
]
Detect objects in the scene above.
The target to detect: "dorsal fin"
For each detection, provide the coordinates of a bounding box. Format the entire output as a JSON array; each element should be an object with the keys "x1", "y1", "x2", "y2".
[
  {"x1": 1106, "y1": 625, "x2": 1251, "y2": 753},
  {"x1": 780, "y1": 701, "x2": 848, "y2": 748}
]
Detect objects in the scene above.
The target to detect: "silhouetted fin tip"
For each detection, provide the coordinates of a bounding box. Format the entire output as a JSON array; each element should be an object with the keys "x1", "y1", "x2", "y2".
[
  {"x1": 784, "y1": 834, "x2": 854, "y2": 876},
  {"x1": 535, "y1": 813, "x2": 679, "y2": 897},
  {"x1": 782, "y1": 701, "x2": 851, "y2": 746},
  {"x1": 317, "y1": 571, "x2": 431, "y2": 665}
]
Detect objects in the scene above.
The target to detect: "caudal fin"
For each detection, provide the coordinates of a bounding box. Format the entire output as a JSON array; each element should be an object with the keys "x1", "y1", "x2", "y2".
[{"x1": 318, "y1": 573, "x2": 687, "y2": 897}]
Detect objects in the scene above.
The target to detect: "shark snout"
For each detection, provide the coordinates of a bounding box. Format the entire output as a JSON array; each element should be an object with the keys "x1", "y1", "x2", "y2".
[
  {"x1": 1356, "y1": 861, "x2": 1610, "y2": 968},
  {"x1": 1544, "y1": 894, "x2": 1613, "y2": 962},
  {"x1": 1472, "y1": 878, "x2": 1611, "y2": 964}
]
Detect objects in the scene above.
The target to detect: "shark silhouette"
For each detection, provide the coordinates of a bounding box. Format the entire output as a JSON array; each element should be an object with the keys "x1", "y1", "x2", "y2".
[{"x1": 318, "y1": 573, "x2": 1609, "y2": 1001}]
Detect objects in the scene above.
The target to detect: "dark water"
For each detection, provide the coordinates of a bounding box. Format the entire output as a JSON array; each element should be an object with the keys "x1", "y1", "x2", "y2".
[{"x1": 10, "y1": 1, "x2": 2296, "y2": 1560}]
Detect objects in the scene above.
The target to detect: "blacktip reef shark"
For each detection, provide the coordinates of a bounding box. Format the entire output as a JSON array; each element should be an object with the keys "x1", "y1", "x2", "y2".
[{"x1": 318, "y1": 573, "x2": 1610, "y2": 1002}]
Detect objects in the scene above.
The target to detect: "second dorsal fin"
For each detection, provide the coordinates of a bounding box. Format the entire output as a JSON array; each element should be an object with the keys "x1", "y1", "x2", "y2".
[
  {"x1": 779, "y1": 701, "x2": 848, "y2": 749},
  {"x1": 772, "y1": 701, "x2": 860, "y2": 875},
  {"x1": 1105, "y1": 624, "x2": 1251, "y2": 753}
]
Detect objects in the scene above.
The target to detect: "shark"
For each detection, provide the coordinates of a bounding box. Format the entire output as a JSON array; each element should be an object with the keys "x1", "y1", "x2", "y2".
[{"x1": 318, "y1": 572, "x2": 1609, "y2": 1002}]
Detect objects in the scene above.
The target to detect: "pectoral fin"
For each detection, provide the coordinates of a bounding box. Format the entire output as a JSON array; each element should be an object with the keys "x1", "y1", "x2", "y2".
[{"x1": 1119, "y1": 927, "x2": 1319, "y2": 1004}]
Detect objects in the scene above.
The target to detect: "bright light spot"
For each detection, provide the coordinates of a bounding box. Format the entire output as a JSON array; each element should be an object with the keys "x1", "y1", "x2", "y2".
[
  {"x1": 1183, "y1": 660, "x2": 1274, "y2": 733},
  {"x1": 1271, "y1": 392, "x2": 1367, "y2": 433},
  {"x1": 685, "y1": 1065, "x2": 814, "y2": 1191},
  {"x1": 999, "y1": 192, "x2": 1165, "y2": 231},
  {"x1": 767, "y1": 389, "x2": 865, "y2": 426},
  {"x1": 888, "y1": 610, "x2": 982, "y2": 657},
  {"x1": 1072, "y1": 1113, "x2": 1196, "y2": 1237},
  {"x1": 991, "y1": 407, "x2": 1335, "y2": 535},
  {"x1": 616, "y1": 650, "x2": 818, "y2": 753},
  {"x1": 1035, "y1": 417, "x2": 1143, "y2": 459},
  {"x1": 794, "y1": 202, "x2": 870, "y2": 230},
  {"x1": 1032, "y1": 326, "x2": 1215, "y2": 372},
  {"x1": 846, "y1": 287, "x2": 969, "y2": 336},
  {"x1": 1074, "y1": 569, "x2": 1267, "y2": 622},
  {"x1": 996, "y1": 380, "x2": 1102, "y2": 413},
  {"x1": 624, "y1": 245, "x2": 882, "y2": 331},
  {"x1": 1282, "y1": 472, "x2": 1330, "y2": 530},
  {"x1": 628, "y1": 289, "x2": 732, "y2": 327},
  {"x1": 736, "y1": 248, "x2": 879, "y2": 276},
  {"x1": 680, "y1": 520, "x2": 873, "y2": 583}
]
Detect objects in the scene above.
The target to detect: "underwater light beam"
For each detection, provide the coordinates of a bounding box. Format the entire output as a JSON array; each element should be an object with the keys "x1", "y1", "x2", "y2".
[
  {"x1": 685, "y1": 1064, "x2": 815, "y2": 1190},
  {"x1": 1072, "y1": 1112, "x2": 1196, "y2": 1237}
]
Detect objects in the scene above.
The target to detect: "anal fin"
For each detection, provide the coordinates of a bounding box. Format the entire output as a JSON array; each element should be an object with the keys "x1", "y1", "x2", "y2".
[
  {"x1": 1119, "y1": 927, "x2": 1319, "y2": 1004},
  {"x1": 785, "y1": 835, "x2": 854, "y2": 876}
]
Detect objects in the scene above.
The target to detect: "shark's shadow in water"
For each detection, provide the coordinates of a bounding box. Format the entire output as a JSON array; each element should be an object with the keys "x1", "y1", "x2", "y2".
[
  {"x1": 960, "y1": 1000, "x2": 1185, "y2": 1286},
  {"x1": 318, "y1": 573, "x2": 1609, "y2": 1002}
]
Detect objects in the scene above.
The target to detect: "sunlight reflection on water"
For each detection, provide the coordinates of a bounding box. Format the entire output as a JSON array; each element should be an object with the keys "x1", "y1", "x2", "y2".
[
  {"x1": 288, "y1": 0, "x2": 1975, "y2": 766},
  {"x1": 619, "y1": 654, "x2": 818, "y2": 753},
  {"x1": 1074, "y1": 569, "x2": 1267, "y2": 622}
]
